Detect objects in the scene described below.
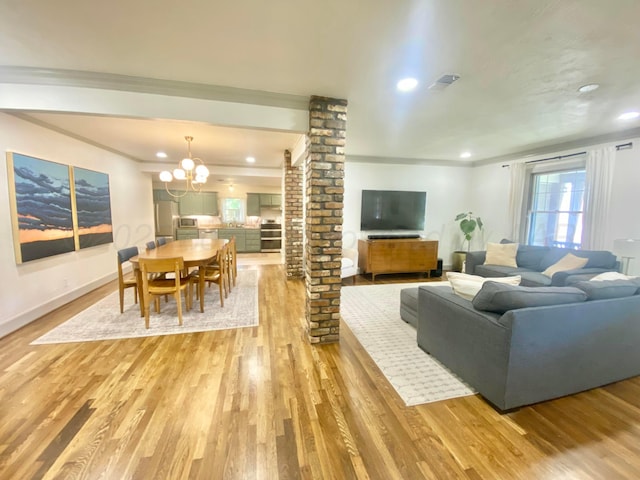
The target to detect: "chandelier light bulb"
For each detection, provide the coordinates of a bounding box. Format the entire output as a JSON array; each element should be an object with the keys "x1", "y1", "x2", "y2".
[
  {"x1": 181, "y1": 157, "x2": 195, "y2": 171},
  {"x1": 195, "y1": 174, "x2": 207, "y2": 184},
  {"x1": 195, "y1": 164, "x2": 209, "y2": 177},
  {"x1": 159, "y1": 170, "x2": 173, "y2": 182},
  {"x1": 173, "y1": 168, "x2": 186, "y2": 180}
]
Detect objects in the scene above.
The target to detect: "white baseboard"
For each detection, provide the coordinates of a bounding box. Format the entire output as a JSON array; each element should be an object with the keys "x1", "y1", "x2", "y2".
[{"x1": 0, "y1": 272, "x2": 117, "y2": 340}]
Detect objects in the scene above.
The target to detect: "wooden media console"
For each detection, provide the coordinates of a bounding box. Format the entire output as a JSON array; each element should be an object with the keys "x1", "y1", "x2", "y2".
[{"x1": 358, "y1": 238, "x2": 439, "y2": 282}]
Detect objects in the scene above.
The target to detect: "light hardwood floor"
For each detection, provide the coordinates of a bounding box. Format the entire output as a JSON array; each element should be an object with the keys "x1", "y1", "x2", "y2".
[{"x1": 2, "y1": 265, "x2": 640, "y2": 479}]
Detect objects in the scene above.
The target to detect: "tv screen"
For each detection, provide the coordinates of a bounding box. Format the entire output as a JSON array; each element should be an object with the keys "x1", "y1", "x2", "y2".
[{"x1": 360, "y1": 190, "x2": 426, "y2": 231}]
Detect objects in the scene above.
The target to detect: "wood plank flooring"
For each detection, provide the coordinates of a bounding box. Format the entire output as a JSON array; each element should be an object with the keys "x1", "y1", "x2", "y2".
[{"x1": 1, "y1": 264, "x2": 640, "y2": 479}]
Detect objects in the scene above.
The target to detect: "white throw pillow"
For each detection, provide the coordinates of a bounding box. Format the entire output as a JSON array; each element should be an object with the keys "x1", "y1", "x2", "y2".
[
  {"x1": 484, "y1": 242, "x2": 518, "y2": 268},
  {"x1": 446, "y1": 272, "x2": 521, "y2": 301},
  {"x1": 541, "y1": 253, "x2": 588, "y2": 278},
  {"x1": 341, "y1": 257, "x2": 354, "y2": 268},
  {"x1": 590, "y1": 271, "x2": 638, "y2": 281}
]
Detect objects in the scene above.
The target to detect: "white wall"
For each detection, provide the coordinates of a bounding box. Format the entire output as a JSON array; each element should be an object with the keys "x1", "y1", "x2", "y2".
[
  {"x1": 469, "y1": 136, "x2": 640, "y2": 275},
  {"x1": 344, "y1": 162, "x2": 474, "y2": 266},
  {"x1": 346, "y1": 136, "x2": 640, "y2": 273},
  {"x1": 0, "y1": 114, "x2": 154, "y2": 337}
]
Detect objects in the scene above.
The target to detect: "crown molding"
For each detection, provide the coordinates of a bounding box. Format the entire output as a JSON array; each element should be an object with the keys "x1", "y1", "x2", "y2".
[
  {"x1": 474, "y1": 127, "x2": 640, "y2": 166},
  {"x1": 0, "y1": 66, "x2": 309, "y2": 110},
  {"x1": 346, "y1": 154, "x2": 472, "y2": 168}
]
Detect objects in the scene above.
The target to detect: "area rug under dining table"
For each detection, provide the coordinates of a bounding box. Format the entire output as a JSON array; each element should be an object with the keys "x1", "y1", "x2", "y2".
[
  {"x1": 340, "y1": 281, "x2": 476, "y2": 406},
  {"x1": 31, "y1": 269, "x2": 258, "y2": 345}
]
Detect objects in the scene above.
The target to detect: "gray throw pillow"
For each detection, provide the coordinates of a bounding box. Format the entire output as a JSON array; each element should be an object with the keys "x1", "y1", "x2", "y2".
[
  {"x1": 574, "y1": 279, "x2": 639, "y2": 300},
  {"x1": 472, "y1": 281, "x2": 587, "y2": 314}
]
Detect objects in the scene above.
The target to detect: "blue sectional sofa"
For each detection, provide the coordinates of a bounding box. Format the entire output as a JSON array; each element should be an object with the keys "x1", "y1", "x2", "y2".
[
  {"x1": 465, "y1": 243, "x2": 620, "y2": 286},
  {"x1": 416, "y1": 279, "x2": 640, "y2": 411}
]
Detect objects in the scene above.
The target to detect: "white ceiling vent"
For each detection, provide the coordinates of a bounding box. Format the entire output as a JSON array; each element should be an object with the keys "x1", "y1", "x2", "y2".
[{"x1": 428, "y1": 74, "x2": 460, "y2": 91}]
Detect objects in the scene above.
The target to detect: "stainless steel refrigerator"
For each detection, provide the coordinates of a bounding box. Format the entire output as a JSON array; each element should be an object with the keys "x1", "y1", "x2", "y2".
[{"x1": 154, "y1": 201, "x2": 179, "y2": 238}]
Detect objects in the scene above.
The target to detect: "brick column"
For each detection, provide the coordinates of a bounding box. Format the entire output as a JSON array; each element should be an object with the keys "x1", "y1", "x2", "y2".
[
  {"x1": 305, "y1": 96, "x2": 347, "y2": 344},
  {"x1": 283, "y1": 149, "x2": 304, "y2": 278}
]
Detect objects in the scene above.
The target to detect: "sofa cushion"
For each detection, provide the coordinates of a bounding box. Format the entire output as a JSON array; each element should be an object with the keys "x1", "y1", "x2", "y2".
[
  {"x1": 484, "y1": 242, "x2": 518, "y2": 267},
  {"x1": 400, "y1": 288, "x2": 419, "y2": 327},
  {"x1": 517, "y1": 271, "x2": 553, "y2": 287},
  {"x1": 580, "y1": 250, "x2": 619, "y2": 269},
  {"x1": 516, "y1": 245, "x2": 550, "y2": 270},
  {"x1": 446, "y1": 272, "x2": 521, "y2": 301},
  {"x1": 542, "y1": 253, "x2": 588, "y2": 277},
  {"x1": 472, "y1": 282, "x2": 587, "y2": 314},
  {"x1": 474, "y1": 265, "x2": 531, "y2": 277},
  {"x1": 574, "y1": 279, "x2": 639, "y2": 300}
]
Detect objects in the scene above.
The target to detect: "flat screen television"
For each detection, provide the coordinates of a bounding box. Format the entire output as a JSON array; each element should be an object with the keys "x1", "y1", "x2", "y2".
[{"x1": 360, "y1": 190, "x2": 426, "y2": 231}]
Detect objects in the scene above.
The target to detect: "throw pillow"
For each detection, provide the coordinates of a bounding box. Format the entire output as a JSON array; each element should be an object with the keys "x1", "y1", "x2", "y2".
[
  {"x1": 574, "y1": 279, "x2": 639, "y2": 300},
  {"x1": 446, "y1": 272, "x2": 521, "y2": 301},
  {"x1": 589, "y1": 271, "x2": 638, "y2": 281},
  {"x1": 484, "y1": 242, "x2": 518, "y2": 268},
  {"x1": 541, "y1": 253, "x2": 588, "y2": 278},
  {"x1": 341, "y1": 257, "x2": 354, "y2": 269},
  {"x1": 472, "y1": 282, "x2": 587, "y2": 314}
]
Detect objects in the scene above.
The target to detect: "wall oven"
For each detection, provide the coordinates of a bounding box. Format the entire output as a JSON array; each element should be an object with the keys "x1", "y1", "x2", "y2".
[{"x1": 260, "y1": 223, "x2": 282, "y2": 252}]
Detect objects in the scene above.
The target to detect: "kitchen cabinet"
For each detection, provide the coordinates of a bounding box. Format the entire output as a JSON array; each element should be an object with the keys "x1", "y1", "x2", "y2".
[
  {"x1": 178, "y1": 192, "x2": 218, "y2": 216},
  {"x1": 218, "y1": 228, "x2": 245, "y2": 252},
  {"x1": 217, "y1": 228, "x2": 261, "y2": 253},
  {"x1": 176, "y1": 228, "x2": 199, "y2": 240},
  {"x1": 246, "y1": 193, "x2": 261, "y2": 216},
  {"x1": 269, "y1": 194, "x2": 281, "y2": 207},
  {"x1": 248, "y1": 192, "x2": 282, "y2": 211},
  {"x1": 259, "y1": 194, "x2": 281, "y2": 207},
  {"x1": 244, "y1": 229, "x2": 261, "y2": 252}
]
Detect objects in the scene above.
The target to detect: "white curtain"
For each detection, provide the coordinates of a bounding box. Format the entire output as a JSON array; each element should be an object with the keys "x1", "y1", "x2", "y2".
[
  {"x1": 582, "y1": 146, "x2": 616, "y2": 250},
  {"x1": 508, "y1": 162, "x2": 527, "y2": 242}
]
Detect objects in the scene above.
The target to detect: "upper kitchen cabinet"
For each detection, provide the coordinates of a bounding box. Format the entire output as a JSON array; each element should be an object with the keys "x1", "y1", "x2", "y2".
[
  {"x1": 259, "y1": 194, "x2": 282, "y2": 207},
  {"x1": 246, "y1": 193, "x2": 261, "y2": 216},
  {"x1": 250, "y1": 193, "x2": 282, "y2": 209},
  {"x1": 178, "y1": 191, "x2": 218, "y2": 215},
  {"x1": 269, "y1": 194, "x2": 282, "y2": 207}
]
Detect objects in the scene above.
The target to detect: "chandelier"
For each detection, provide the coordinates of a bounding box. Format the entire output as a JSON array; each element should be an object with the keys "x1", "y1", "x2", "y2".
[{"x1": 159, "y1": 136, "x2": 210, "y2": 198}]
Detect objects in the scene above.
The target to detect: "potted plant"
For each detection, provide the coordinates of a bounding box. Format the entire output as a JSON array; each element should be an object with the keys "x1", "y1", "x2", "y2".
[{"x1": 452, "y1": 212, "x2": 483, "y2": 271}]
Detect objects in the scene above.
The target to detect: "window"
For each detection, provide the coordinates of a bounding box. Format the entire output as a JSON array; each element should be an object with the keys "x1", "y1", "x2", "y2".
[
  {"x1": 526, "y1": 169, "x2": 585, "y2": 249},
  {"x1": 221, "y1": 198, "x2": 245, "y2": 224}
]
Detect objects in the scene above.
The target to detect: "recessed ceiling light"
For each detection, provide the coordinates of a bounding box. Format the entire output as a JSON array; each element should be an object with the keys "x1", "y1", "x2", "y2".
[
  {"x1": 397, "y1": 78, "x2": 418, "y2": 92},
  {"x1": 246, "y1": 156, "x2": 256, "y2": 163},
  {"x1": 460, "y1": 151, "x2": 472, "y2": 159},
  {"x1": 618, "y1": 111, "x2": 640, "y2": 121},
  {"x1": 156, "y1": 151, "x2": 167, "y2": 158},
  {"x1": 578, "y1": 83, "x2": 599, "y2": 93}
]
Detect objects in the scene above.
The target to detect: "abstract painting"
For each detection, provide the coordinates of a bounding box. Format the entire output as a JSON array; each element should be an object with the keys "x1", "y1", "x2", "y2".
[
  {"x1": 73, "y1": 167, "x2": 113, "y2": 249},
  {"x1": 7, "y1": 152, "x2": 75, "y2": 263}
]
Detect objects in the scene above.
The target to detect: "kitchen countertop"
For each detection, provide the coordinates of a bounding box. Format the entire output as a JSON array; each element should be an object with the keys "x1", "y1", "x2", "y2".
[{"x1": 197, "y1": 225, "x2": 260, "y2": 230}]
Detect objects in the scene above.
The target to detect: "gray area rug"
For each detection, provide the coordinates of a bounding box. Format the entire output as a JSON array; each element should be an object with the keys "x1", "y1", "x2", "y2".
[
  {"x1": 340, "y1": 281, "x2": 476, "y2": 406},
  {"x1": 32, "y1": 269, "x2": 258, "y2": 345}
]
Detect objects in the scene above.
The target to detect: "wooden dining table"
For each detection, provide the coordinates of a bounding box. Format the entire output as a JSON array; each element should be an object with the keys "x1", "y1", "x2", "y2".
[{"x1": 129, "y1": 238, "x2": 228, "y2": 315}]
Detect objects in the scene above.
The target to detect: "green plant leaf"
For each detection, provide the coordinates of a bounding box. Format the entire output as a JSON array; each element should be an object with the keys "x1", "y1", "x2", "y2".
[
  {"x1": 477, "y1": 217, "x2": 483, "y2": 229},
  {"x1": 455, "y1": 212, "x2": 467, "y2": 221},
  {"x1": 460, "y1": 218, "x2": 476, "y2": 235}
]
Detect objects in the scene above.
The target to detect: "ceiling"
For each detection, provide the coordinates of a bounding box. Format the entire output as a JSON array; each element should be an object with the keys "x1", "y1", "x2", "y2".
[{"x1": 1, "y1": 0, "x2": 640, "y2": 186}]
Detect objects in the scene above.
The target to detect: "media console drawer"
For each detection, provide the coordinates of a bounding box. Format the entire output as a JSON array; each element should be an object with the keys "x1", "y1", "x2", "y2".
[{"x1": 358, "y1": 239, "x2": 438, "y2": 282}]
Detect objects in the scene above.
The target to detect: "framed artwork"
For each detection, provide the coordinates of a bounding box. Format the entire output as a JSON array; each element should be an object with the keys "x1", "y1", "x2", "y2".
[
  {"x1": 7, "y1": 152, "x2": 75, "y2": 263},
  {"x1": 73, "y1": 167, "x2": 113, "y2": 249}
]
